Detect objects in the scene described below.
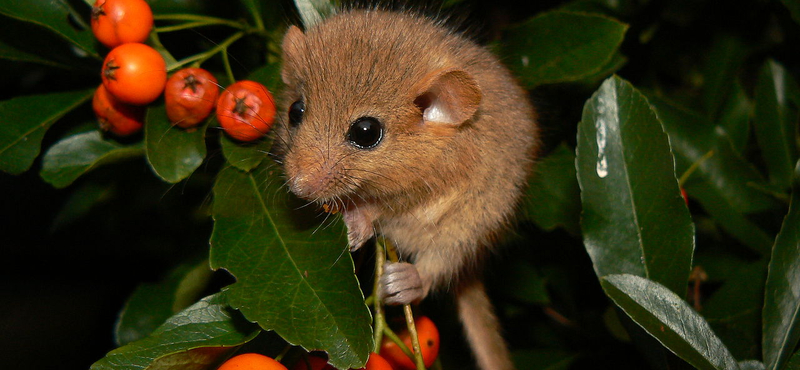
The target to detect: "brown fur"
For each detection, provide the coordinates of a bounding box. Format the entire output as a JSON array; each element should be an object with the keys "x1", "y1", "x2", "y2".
[{"x1": 275, "y1": 9, "x2": 539, "y2": 370}]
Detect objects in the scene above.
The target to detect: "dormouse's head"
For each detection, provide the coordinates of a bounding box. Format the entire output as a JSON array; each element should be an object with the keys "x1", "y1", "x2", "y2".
[{"x1": 274, "y1": 10, "x2": 483, "y2": 208}]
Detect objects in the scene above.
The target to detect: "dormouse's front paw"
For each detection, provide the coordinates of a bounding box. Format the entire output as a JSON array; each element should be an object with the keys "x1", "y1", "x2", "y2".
[
  {"x1": 342, "y1": 206, "x2": 375, "y2": 251},
  {"x1": 380, "y1": 262, "x2": 424, "y2": 305}
]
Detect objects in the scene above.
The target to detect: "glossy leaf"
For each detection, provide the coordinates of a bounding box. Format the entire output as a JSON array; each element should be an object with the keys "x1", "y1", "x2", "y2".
[
  {"x1": 649, "y1": 95, "x2": 777, "y2": 214},
  {"x1": 702, "y1": 35, "x2": 748, "y2": 120},
  {"x1": 703, "y1": 260, "x2": 767, "y2": 360},
  {"x1": 0, "y1": 0, "x2": 99, "y2": 58},
  {"x1": 219, "y1": 134, "x2": 272, "y2": 172},
  {"x1": 601, "y1": 274, "x2": 741, "y2": 370},
  {"x1": 40, "y1": 131, "x2": 144, "y2": 188},
  {"x1": 210, "y1": 161, "x2": 373, "y2": 370},
  {"x1": 763, "y1": 161, "x2": 800, "y2": 370},
  {"x1": 524, "y1": 143, "x2": 581, "y2": 235},
  {"x1": 576, "y1": 75, "x2": 694, "y2": 296},
  {"x1": 648, "y1": 95, "x2": 776, "y2": 254},
  {"x1": 754, "y1": 60, "x2": 800, "y2": 190},
  {"x1": 740, "y1": 361, "x2": 766, "y2": 370},
  {"x1": 145, "y1": 105, "x2": 207, "y2": 184},
  {"x1": 293, "y1": 0, "x2": 336, "y2": 28},
  {"x1": 0, "y1": 89, "x2": 94, "y2": 174},
  {"x1": 717, "y1": 82, "x2": 752, "y2": 154},
  {"x1": 247, "y1": 61, "x2": 283, "y2": 95},
  {"x1": 91, "y1": 294, "x2": 258, "y2": 370},
  {"x1": 116, "y1": 260, "x2": 213, "y2": 346},
  {"x1": 0, "y1": 32, "x2": 71, "y2": 68},
  {"x1": 501, "y1": 11, "x2": 628, "y2": 88}
]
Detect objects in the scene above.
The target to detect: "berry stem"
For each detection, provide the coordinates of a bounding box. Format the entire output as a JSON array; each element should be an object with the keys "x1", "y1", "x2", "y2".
[
  {"x1": 171, "y1": 31, "x2": 246, "y2": 74},
  {"x1": 240, "y1": 0, "x2": 265, "y2": 32},
  {"x1": 382, "y1": 326, "x2": 415, "y2": 361},
  {"x1": 221, "y1": 44, "x2": 236, "y2": 86},
  {"x1": 373, "y1": 239, "x2": 387, "y2": 352},
  {"x1": 153, "y1": 14, "x2": 249, "y2": 30},
  {"x1": 403, "y1": 304, "x2": 426, "y2": 370},
  {"x1": 148, "y1": 31, "x2": 180, "y2": 68},
  {"x1": 385, "y1": 240, "x2": 426, "y2": 370}
]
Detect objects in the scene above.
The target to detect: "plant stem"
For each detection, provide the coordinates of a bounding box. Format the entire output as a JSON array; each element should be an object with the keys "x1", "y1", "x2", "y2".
[
  {"x1": 403, "y1": 304, "x2": 426, "y2": 370},
  {"x1": 240, "y1": 0, "x2": 265, "y2": 31},
  {"x1": 373, "y1": 239, "x2": 387, "y2": 352},
  {"x1": 678, "y1": 149, "x2": 715, "y2": 187},
  {"x1": 382, "y1": 326, "x2": 415, "y2": 359},
  {"x1": 221, "y1": 46, "x2": 235, "y2": 86},
  {"x1": 273, "y1": 344, "x2": 293, "y2": 362},
  {"x1": 153, "y1": 14, "x2": 247, "y2": 30},
  {"x1": 156, "y1": 21, "x2": 219, "y2": 33},
  {"x1": 148, "y1": 31, "x2": 179, "y2": 69},
  {"x1": 384, "y1": 240, "x2": 426, "y2": 370},
  {"x1": 170, "y1": 31, "x2": 246, "y2": 74}
]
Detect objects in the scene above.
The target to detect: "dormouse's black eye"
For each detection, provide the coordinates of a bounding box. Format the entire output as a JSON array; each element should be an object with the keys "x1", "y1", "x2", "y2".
[
  {"x1": 288, "y1": 100, "x2": 305, "y2": 127},
  {"x1": 347, "y1": 117, "x2": 384, "y2": 149}
]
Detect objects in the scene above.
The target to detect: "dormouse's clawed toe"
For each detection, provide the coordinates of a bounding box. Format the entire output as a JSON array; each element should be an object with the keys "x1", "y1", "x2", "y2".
[{"x1": 380, "y1": 262, "x2": 424, "y2": 305}]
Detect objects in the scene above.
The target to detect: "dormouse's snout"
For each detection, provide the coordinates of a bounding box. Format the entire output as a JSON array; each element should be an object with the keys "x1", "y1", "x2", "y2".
[{"x1": 284, "y1": 151, "x2": 345, "y2": 201}]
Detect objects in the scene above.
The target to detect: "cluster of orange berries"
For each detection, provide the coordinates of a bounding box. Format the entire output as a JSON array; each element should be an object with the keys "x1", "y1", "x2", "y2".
[
  {"x1": 217, "y1": 317, "x2": 440, "y2": 370},
  {"x1": 90, "y1": 0, "x2": 275, "y2": 141}
]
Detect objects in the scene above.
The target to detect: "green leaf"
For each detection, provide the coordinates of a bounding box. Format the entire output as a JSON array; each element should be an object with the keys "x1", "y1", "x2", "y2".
[
  {"x1": 116, "y1": 259, "x2": 213, "y2": 346},
  {"x1": 740, "y1": 360, "x2": 766, "y2": 370},
  {"x1": 702, "y1": 35, "x2": 748, "y2": 120},
  {"x1": 780, "y1": 0, "x2": 800, "y2": 24},
  {"x1": 145, "y1": 105, "x2": 207, "y2": 183},
  {"x1": 293, "y1": 0, "x2": 336, "y2": 28},
  {"x1": 500, "y1": 11, "x2": 628, "y2": 88},
  {"x1": 210, "y1": 161, "x2": 373, "y2": 370},
  {"x1": 40, "y1": 130, "x2": 144, "y2": 188},
  {"x1": 716, "y1": 82, "x2": 751, "y2": 154},
  {"x1": 247, "y1": 62, "x2": 283, "y2": 97},
  {"x1": 762, "y1": 161, "x2": 800, "y2": 370},
  {"x1": 50, "y1": 181, "x2": 116, "y2": 231},
  {"x1": 523, "y1": 143, "x2": 581, "y2": 235},
  {"x1": 220, "y1": 134, "x2": 272, "y2": 172},
  {"x1": 649, "y1": 95, "x2": 777, "y2": 214},
  {"x1": 703, "y1": 260, "x2": 767, "y2": 360},
  {"x1": 0, "y1": 13, "x2": 96, "y2": 69},
  {"x1": 0, "y1": 0, "x2": 99, "y2": 58},
  {"x1": 648, "y1": 95, "x2": 776, "y2": 254},
  {"x1": 0, "y1": 89, "x2": 94, "y2": 175},
  {"x1": 601, "y1": 274, "x2": 741, "y2": 370},
  {"x1": 576, "y1": 75, "x2": 694, "y2": 296},
  {"x1": 91, "y1": 294, "x2": 258, "y2": 370},
  {"x1": 788, "y1": 350, "x2": 800, "y2": 370},
  {"x1": 0, "y1": 31, "x2": 70, "y2": 68},
  {"x1": 754, "y1": 60, "x2": 800, "y2": 190}
]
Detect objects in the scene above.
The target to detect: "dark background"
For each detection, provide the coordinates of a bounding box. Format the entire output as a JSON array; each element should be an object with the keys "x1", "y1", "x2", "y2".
[{"x1": 1, "y1": 0, "x2": 798, "y2": 369}]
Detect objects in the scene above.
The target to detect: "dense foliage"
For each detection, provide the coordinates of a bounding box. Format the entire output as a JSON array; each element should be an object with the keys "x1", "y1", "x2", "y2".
[{"x1": 1, "y1": 0, "x2": 799, "y2": 369}]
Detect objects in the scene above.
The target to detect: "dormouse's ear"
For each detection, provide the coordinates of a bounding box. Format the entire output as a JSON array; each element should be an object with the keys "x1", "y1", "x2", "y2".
[
  {"x1": 281, "y1": 25, "x2": 306, "y2": 85},
  {"x1": 413, "y1": 68, "x2": 482, "y2": 126}
]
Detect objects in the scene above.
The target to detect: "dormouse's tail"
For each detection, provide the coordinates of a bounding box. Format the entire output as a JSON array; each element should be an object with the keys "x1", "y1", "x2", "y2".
[{"x1": 456, "y1": 278, "x2": 516, "y2": 370}]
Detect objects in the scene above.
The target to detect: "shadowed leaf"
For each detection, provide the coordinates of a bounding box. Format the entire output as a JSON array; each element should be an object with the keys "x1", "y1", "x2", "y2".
[{"x1": 210, "y1": 161, "x2": 372, "y2": 370}]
